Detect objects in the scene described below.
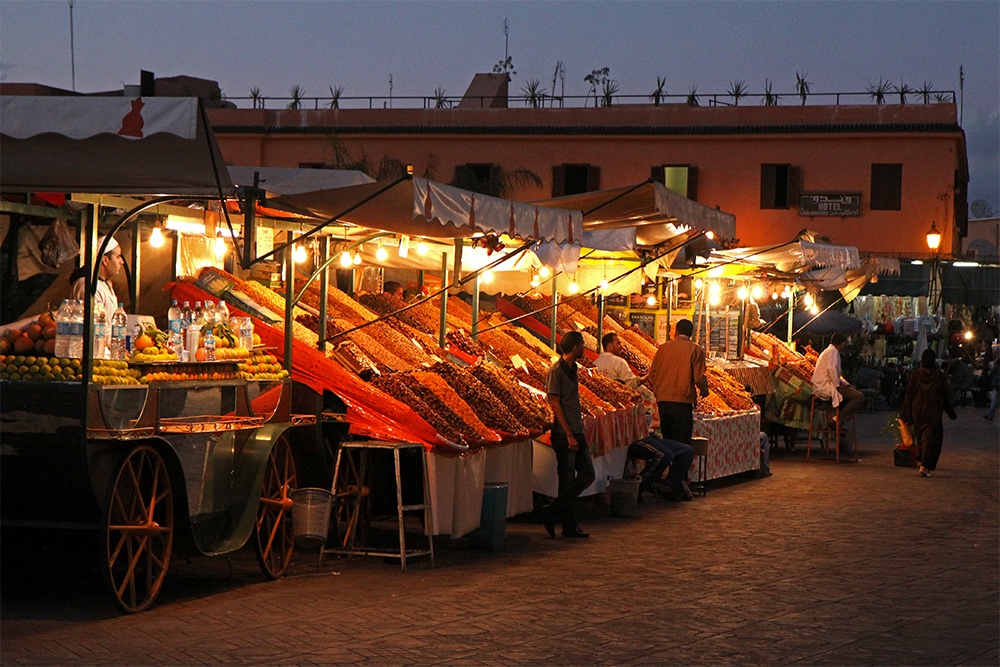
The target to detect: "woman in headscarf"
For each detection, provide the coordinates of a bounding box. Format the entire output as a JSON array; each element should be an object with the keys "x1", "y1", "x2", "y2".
[{"x1": 900, "y1": 348, "x2": 958, "y2": 477}]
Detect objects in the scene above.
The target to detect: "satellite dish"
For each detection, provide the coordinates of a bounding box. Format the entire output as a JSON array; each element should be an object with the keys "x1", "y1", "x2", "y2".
[{"x1": 970, "y1": 199, "x2": 994, "y2": 219}]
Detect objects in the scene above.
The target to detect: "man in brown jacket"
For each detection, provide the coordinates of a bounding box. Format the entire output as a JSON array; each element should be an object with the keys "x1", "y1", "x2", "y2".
[{"x1": 648, "y1": 319, "x2": 709, "y2": 445}]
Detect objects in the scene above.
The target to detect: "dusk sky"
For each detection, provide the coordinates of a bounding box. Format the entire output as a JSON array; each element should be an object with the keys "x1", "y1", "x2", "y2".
[{"x1": 2, "y1": 0, "x2": 997, "y2": 209}]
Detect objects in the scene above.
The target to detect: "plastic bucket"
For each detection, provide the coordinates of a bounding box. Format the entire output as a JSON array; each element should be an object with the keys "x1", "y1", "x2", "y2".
[
  {"x1": 608, "y1": 478, "x2": 640, "y2": 517},
  {"x1": 469, "y1": 483, "x2": 509, "y2": 550},
  {"x1": 290, "y1": 487, "x2": 333, "y2": 549}
]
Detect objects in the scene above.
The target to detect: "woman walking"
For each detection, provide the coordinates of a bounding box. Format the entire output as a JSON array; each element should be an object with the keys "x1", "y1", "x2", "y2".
[{"x1": 901, "y1": 349, "x2": 958, "y2": 477}]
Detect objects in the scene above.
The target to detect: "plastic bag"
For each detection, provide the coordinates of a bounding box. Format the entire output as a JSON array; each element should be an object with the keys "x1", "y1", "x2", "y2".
[
  {"x1": 38, "y1": 219, "x2": 79, "y2": 268},
  {"x1": 898, "y1": 418, "x2": 914, "y2": 446}
]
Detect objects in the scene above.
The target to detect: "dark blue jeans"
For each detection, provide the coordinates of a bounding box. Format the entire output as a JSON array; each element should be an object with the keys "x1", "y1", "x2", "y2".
[
  {"x1": 548, "y1": 431, "x2": 595, "y2": 529},
  {"x1": 658, "y1": 401, "x2": 694, "y2": 445},
  {"x1": 628, "y1": 436, "x2": 694, "y2": 491}
]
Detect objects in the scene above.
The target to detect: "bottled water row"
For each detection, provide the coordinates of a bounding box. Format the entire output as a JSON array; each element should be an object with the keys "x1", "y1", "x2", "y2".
[{"x1": 167, "y1": 298, "x2": 252, "y2": 362}]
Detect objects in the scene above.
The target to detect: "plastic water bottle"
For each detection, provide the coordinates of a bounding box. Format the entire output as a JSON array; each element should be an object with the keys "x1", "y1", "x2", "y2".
[
  {"x1": 69, "y1": 300, "x2": 84, "y2": 358},
  {"x1": 216, "y1": 299, "x2": 229, "y2": 324},
  {"x1": 203, "y1": 300, "x2": 218, "y2": 327},
  {"x1": 54, "y1": 299, "x2": 73, "y2": 358},
  {"x1": 242, "y1": 317, "x2": 254, "y2": 351},
  {"x1": 204, "y1": 329, "x2": 216, "y2": 362},
  {"x1": 192, "y1": 301, "x2": 205, "y2": 327},
  {"x1": 167, "y1": 299, "x2": 184, "y2": 357},
  {"x1": 93, "y1": 299, "x2": 108, "y2": 360},
  {"x1": 181, "y1": 301, "x2": 192, "y2": 334},
  {"x1": 110, "y1": 303, "x2": 128, "y2": 360}
]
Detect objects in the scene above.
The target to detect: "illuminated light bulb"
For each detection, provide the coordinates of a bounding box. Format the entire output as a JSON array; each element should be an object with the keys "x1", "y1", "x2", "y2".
[
  {"x1": 532, "y1": 274, "x2": 540, "y2": 283},
  {"x1": 737, "y1": 286, "x2": 749, "y2": 300},
  {"x1": 539, "y1": 266, "x2": 550, "y2": 278},
  {"x1": 600, "y1": 279, "x2": 609, "y2": 292},
  {"x1": 214, "y1": 235, "x2": 227, "y2": 258},
  {"x1": 771, "y1": 291, "x2": 779, "y2": 300},
  {"x1": 809, "y1": 305, "x2": 820, "y2": 315},
  {"x1": 646, "y1": 295, "x2": 656, "y2": 307},
  {"x1": 695, "y1": 278, "x2": 704, "y2": 290},
  {"x1": 376, "y1": 244, "x2": 388, "y2": 261},
  {"x1": 568, "y1": 281, "x2": 579, "y2": 294},
  {"x1": 804, "y1": 293, "x2": 814, "y2": 307},
  {"x1": 294, "y1": 244, "x2": 307, "y2": 263},
  {"x1": 417, "y1": 241, "x2": 428, "y2": 255},
  {"x1": 706, "y1": 231, "x2": 715, "y2": 240},
  {"x1": 481, "y1": 270, "x2": 494, "y2": 283},
  {"x1": 353, "y1": 252, "x2": 362, "y2": 265},
  {"x1": 340, "y1": 250, "x2": 353, "y2": 267},
  {"x1": 709, "y1": 282, "x2": 720, "y2": 296},
  {"x1": 964, "y1": 331, "x2": 973, "y2": 340},
  {"x1": 150, "y1": 225, "x2": 164, "y2": 248},
  {"x1": 752, "y1": 285, "x2": 763, "y2": 300},
  {"x1": 709, "y1": 293, "x2": 721, "y2": 306},
  {"x1": 530, "y1": 279, "x2": 540, "y2": 288}
]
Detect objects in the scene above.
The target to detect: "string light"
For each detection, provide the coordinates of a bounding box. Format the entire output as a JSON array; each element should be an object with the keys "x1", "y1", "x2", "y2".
[
  {"x1": 804, "y1": 293, "x2": 814, "y2": 307},
  {"x1": 150, "y1": 223, "x2": 164, "y2": 248},
  {"x1": 809, "y1": 305, "x2": 820, "y2": 315},
  {"x1": 709, "y1": 282, "x2": 720, "y2": 296},
  {"x1": 539, "y1": 266, "x2": 550, "y2": 278},
  {"x1": 709, "y1": 293, "x2": 721, "y2": 306},
  {"x1": 771, "y1": 291, "x2": 779, "y2": 300},
  {"x1": 964, "y1": 331, "x2": 973, "y2": 340},
  {"x1": 214, "y1": 234, "x2": 227, "y2": 258},
  {"x1": 737, "y1": 286, "x2": 749, "y2": 300},
  {"x1": 340, "y1": 249, "x2": 353, "y2": 267},
  {"x1": 694, "y1": 278, "x2": 704, "y2": 290},
  {"x1": 417, "y1": 241, "x2": 428, "y2": 255},
  {"x1": 568, "y1": 280, "x2": 579, "y2": 294},
  {"x1": 481, "y1": 270, "x2": 494, "y2": 283},
  {"x1": 353, "y1": 251, "x2": 362, "y2": 265},
  {"x1": 600, "y1": 279, "x2": 609, "y2": 292},
  {"x1": 705, "y1": 231, "x2": 715, "y2": 240},
  {"x1": 751, "y1": 285, "x2": 763, "y2": 300},
  {"x1": 646, "y1": 294, "x2": 656, "y2": 307},
  {"x1": 375, "y1": 242, "x2": 388, "y2": 262}
]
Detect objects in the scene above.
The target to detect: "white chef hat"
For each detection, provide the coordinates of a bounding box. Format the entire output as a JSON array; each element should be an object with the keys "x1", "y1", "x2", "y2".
[{"x1": 97, "y1": 235, "x2": 119, "y2": 255}]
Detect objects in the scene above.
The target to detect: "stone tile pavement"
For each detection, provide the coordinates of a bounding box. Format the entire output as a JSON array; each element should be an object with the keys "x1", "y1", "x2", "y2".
[{"x1": 2, "y1": 408, "x2": 998, "y2": 665}]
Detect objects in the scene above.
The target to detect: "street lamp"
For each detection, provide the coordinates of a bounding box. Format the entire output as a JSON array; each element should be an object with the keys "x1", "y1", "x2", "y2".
[
  {"x1": 926, "y1": 221, "x2": 942, "y2": 251},
  {"x1": 926, "y1": 221, "x2": 941, "y2": 316}
]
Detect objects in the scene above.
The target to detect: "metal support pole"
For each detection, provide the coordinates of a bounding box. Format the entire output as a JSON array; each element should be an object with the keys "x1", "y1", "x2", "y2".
[
  {"x1": 438, "y1": 252, "x2": 449, "y2": 349},
  {"x1": 665, "y1": 280, "x2": 672, "y2": 341},
  {"x1": 451, "y1": 239, "x2": 463, "y2": 295},
  {"x1": 283, "y1": 242, "x2": 294, "y2": 372},
  {"x1": 418, "y1": 270, "x2": 425, "y2": 289},
  {"x1": 129, "y1": 218, "x2": 141, "y2": 313},
  {"x1": 81, "y1": 203, "x2": 97, "y2": 394},
  {"x1": 549, "y1": 274, "x2": 558, "y2": 349},
  {"x1": 319, "y1": 236, "x2": 329, "y2": 353},
  {"x1": 243, "y1": 174, "x2": 259, "y2": 267},
  {"x1": 471, "y1": 273, "x2": 480, "y2": 341},
  {"x1": 596, "y1": 292, "x2": 605, "y2": 352},
  {"x1": 786, "y1": 292, "x2": 795, "y2": 348}
]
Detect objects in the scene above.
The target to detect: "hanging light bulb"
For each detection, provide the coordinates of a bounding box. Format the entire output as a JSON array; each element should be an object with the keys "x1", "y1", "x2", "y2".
[
  {"x1": 709, "y1": 294, "x2": 721, "y2": 306},
  {"x1": 353, "y1": 251, "x2": 362, "y2": 265},
  {"x1": 214, "y1": 234, "x2": 227, "y2": 258},
  {"x1": 376, "y1": 243, "x2": 388, "y2": 262},
  {"x1": 737, "y1": 286, "x2": 749, "y2": 300},
  {"x1": 417, "y1": 241, "x2": 428, "y2": 255},
  {"x1": 530, "y1": 278, "x2": 540, "y2": 288},
  {"x1": 780, "y1": 287, "x2": 791, "y2": 299},
  {"x1": 646, "y1": 294, "x2": 656, "y2": 307},
  {"x1": 294, "y1": 243, "x2": 307, "y2": 263},
  {"x1": 150, "y1": 223, "x2": 165, "y2": 248},
  {"x1": 694, "y1": 278, "x2": 704, "y2": 290},
  {"x1": 568, "y1": 280, "x2": 579, "y2": 294},
  {"x1": 771, "y1": 291, "x2": 779, "y2": 300},
  {"x1": 600, "y1": 279, "x2": 609, "y2": 292},
  {"x1": 481, "y1": 270, "x2": 494, "y2": 283},
  {"x1": 752, "y1": 285, "x2": 763, "y2": 300},
  {"x1": 340, "y1": 248, "x2": 353, "y2": 267},
  {"x1": 705, "y1": 231, "x2": 715, "y2": 240},
  {"x1": 539, "y1": 266, "x2": 550, "y2": 278},
  {"x1": 809, "y1": 304, "x2": 820, "y2": 315},
  {"x1": 804, "y1": 293, "x2": 814, "y2": 307},
  {"x1": 709, "y1": 282, "x2": 721, "y2": 296}
]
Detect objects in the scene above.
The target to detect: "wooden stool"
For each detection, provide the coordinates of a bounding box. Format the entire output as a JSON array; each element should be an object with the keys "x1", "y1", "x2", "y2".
[
  {"x1": 689, "y1": 437, "x2": 709, "y2": 496},
  {"x1": 807, "y1": 395, "x2": 842, "y2": 461}
]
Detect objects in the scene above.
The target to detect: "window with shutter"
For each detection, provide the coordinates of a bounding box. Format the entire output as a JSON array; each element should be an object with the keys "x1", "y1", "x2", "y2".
[
  {"x1": 760, "y1": 164, "x2": 792, "y2": 209},
  {"x1": 454, "y1": 163, "x2": 499, "y2": 196},
  {"x1": 871, "y1": 164, "x2": 902, "y2": 210},
  {"x1": 553, "y1": 164, "x2": 595, "y2": 196}
]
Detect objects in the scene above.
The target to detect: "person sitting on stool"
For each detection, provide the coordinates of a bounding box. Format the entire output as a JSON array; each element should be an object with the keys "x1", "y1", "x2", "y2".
[
  {"x1": 810, "y1": 333, "x2": 865, "y2": 429},
  {"x1": 627, "y1": 435, "x2": 695, "y2": 502}
]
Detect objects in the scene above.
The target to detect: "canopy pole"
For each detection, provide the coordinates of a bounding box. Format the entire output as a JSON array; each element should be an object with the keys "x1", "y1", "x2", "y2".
[
  {"x1": 786, "y1": 291, "x2": 795, "y2": 348},
  {"x1": 596, "y1": 292, "x2": 605, "y2": 353},
  {"x1": 129, "y1": 217, "x2": 141, "y2": 313},
  {"x1": 665, "y1": 279, "x2": 672, "y2": 342},
  {"x1": 438, "y1": 252, "x2": 449, "y2": 349},
  {"x1": 318, "y1": 236, "x2": 329, "y2": 353},
  {"x1": 549, "y1": 274, "x2": 558, "y2": 349},
  {"x1": 471, "y1": 273, "x2": 480, "y2": 341},
  {"x1": 451, "y1": 239, "x2": 463, "y2": 295},
  {"x1": 242, "y1": 174, "x2": 259, "y2": 268},
  {"x1": 283, "y1": 241, "x2": 294, "y2": 372}
]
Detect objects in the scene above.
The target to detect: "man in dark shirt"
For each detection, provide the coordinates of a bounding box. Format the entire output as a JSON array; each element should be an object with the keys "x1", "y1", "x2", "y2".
[{"x1": 541, "y1": 330, "x2": 595, "y2": 538}]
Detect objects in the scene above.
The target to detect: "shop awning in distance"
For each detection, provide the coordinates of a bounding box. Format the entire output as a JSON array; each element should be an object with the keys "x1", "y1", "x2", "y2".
[
  {"x1": 271, "y1": 175, "x2": 583, "y2": 244},
  {"x1": 533, "y1": 179, "x2": 736, "y2": 246},
  {"x1": 227, "y1": 165, "x2": 374, "y2": 196},
  {"x1": 1, "y1": 96, "x2": 235, "y2": 197}
]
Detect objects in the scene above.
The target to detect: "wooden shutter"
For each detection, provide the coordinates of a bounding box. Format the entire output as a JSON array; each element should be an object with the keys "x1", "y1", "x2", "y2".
[
  {"x1": 686, "y1": 166, "x2": 699, "y2": 202},
  {"x1": 586, "y1": 165, "x2": 601, "y2": 192},
  {"x1": 886, "y1": 164, "x2": 902, "y2": 210},
  {"x1": 552, "y1": 165, "x2": 566, "y2": 197},
  {"x1": 651, "y1": 165, "x2": 664, "y2": 183},
  {"x1": 489, "y1": 164, "x2": 502, "y2": 197},
  {"x1": 787, "y1": 166, "x2": 801, "y2": 211},
  {"x1": 453, "y1": 164, "x2": 472, "y2": 190},
  {"x1": 760, "y1": 164, "x2": 777, "y2": 209}
]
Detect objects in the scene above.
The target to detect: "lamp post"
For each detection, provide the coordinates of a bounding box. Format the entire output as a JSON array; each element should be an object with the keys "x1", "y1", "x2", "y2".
[{"x1": 926, "y1": 221, "x2": 942, "y2": 315}]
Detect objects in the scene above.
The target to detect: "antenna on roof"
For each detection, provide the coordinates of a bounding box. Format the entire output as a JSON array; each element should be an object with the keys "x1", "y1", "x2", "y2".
[{"x1": 69, "y1": 0, "x2": 76, "y2": 91}]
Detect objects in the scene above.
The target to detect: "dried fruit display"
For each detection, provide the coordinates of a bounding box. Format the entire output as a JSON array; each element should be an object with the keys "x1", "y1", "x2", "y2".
[
  {"x1": 695, "y1": 391, "x2": 735, "y2": 415},
  {"x1": 359, "y1": 292, "x2": 432, "y2": 334},
  {"x1": 578, "y1": 383, "x2": 613, "y2": 413},
  {"x1": 364, "y1": 320, "x2": 433, "y2": 368},
  {"x1": 561, "y1": 294, "x2": 599, "y2": 323},
  {"x1": 396, "y1": 372, "x2": 480, "y2": 441},
  {"x1": 625, "y1": 324, "x2": 657, "y2": 347},
  {"x1": 470, "y1": 361, "x2": 552, "y2": 429},
  {"x1": 620, "y1": 327, "x2": 659, "y2": 360},
  {"x1": 507, "y1": 294, "x2": 552, "y2": 327},
  {"x1": 371, "y1": 374, "x2": 464, "y2": 444},
  {"x1": 428, "y1": 362, "x2": 525, "y2": 434},
  {"x1": 329, "y1": 317, "x2": 410, "y2": 372},
  {"x1": 617, "y1": 339, "x2": 649, "y2": 376},
  {"x1": 580, "y1": 367, "x2": 642, "y2": 408},
  {"x1": 503, "y1": 328, "x2": 556, "y2": 365},
  {"x1": 410, "y1": 370, "x2": 495, "y2": 440},
  {"x1": 783, "y1": 359, "x2": 816, "y2": 383},
  {"x1": 446, "y1": 329, "x2": 484, "y2": 356},
  {"x1": 706, "y1": 366, "x2": 757, "y2": 410}
]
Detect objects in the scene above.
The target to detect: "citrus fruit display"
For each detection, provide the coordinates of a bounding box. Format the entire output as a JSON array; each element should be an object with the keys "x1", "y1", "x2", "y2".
[
  {"x1": 1, "y1": 354, "x2": 82, "y2": 382},
  {"x1": 92, "y1": 360, "x2": 143, "y2": 385}
]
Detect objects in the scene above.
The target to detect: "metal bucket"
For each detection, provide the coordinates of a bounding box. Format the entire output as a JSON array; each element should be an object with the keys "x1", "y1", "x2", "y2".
[
  {"x1": 290, "y1": 487, "x2": 333, "y2": 549},
  {"x1": 608, "y1": 478, "x2": 640, "y2": 517}
]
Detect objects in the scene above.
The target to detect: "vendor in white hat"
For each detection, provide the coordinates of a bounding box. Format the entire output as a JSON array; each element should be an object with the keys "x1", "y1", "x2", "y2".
[{"x1": 70, "y1": 235, "x2": 124, "y2": 356}]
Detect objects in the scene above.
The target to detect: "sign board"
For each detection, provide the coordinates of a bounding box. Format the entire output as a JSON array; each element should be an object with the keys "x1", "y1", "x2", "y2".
[{"x1": 799, "y1": 193, "x2": 861, "y2": 217}]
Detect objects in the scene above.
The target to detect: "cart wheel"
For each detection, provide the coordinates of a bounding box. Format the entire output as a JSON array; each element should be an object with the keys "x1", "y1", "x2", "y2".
[
  {"x1": 331, "y1": 451, "x2": 371, "y2": 550},
  {"x1": 254, "y1": 434, "x2": 297, "y2": 579},
  {"x1": 102, "y1": 445, "x2": 174, "y2": 614}
]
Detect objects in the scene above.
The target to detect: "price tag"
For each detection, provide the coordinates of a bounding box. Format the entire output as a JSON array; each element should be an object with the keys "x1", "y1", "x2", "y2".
[{"x1": 511, "y1": 354, "x2": 527, "y2": 371}]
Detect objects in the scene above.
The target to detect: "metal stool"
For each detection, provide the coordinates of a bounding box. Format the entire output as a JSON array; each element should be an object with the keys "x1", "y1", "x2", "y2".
[
  {"x1": 689, "y1": 437, "x2": 709, "y2": 496},
  {"x1": 320, "y1": 440, "x2": 434, "y2": 572}
]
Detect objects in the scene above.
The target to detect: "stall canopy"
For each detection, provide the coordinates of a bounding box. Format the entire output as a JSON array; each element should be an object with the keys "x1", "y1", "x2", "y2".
[
  {"x1": 1, "y1": 96, "x2": 234, "y2": 196},
  {"x1": 271, "y1": 175, "x2": 582, "y2": 244},
  {"x1": 227, "y1": 165, "x2": 374, "y2": 196},
  {"x1": 771, "y1": 309, "x2": 863, "y2": 337},
  {"x1": 534, "y1": 179, "x2": 736, "y2": 246}
]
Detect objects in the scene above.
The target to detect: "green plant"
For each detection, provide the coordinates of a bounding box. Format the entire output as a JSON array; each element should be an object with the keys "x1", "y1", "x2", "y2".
[
  {"x1": 762, "y1": 78, "x2": 780, "y2": 106},
  {"x1": 795, "y1": 70, "x2": 811, "y2": 105},
  {"x1": 250, "y1": 86, "x2": 262, "y2": 109},
  {"x1": 917, "y1": 81, "x2": 934, "y2": 104},
  {"x1": 686, "y1": 85, "x2": 700, "y2": 106},
  {"x1": 493, "y1": 56, "x2": 516, "y2": 75},
  {"x1": 649, "y1": 76, "x2": 667, "y2": 106},
  {"x1": 727, "y1": 79, "x2": 748, "y2": 105},
  {"x1": 600, "y1": 79, "x2": 619, "y2": 107},
  {"x1": 881, "y1": 416, "x2": 904, "y2": 444},
  {"x1": 287, "y1": 84, "x2": 306, "y2": 109},
  {"x1": 896, "y1": 81, "x2": 913, "y2": 104},
  {"x1": 328, "y1": 85, "x2": 344, "y2": 110},
  {"x1": 584, "y1": 67, "x2": 611, "y2": 108},
  {"x1": 521, "y1": 78, "x2": 547, "y2": 108},
  {"x1": 867, "y1": 78, "x2": 893, "y2": 104},
  {"x1": 432, "y1": 87, "x2": 449, "y2": 109}
]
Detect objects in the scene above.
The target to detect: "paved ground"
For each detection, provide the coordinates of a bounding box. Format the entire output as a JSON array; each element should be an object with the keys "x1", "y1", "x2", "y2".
[{"x1": 2, "y1": 408, "x2": 998, "y2": 666}]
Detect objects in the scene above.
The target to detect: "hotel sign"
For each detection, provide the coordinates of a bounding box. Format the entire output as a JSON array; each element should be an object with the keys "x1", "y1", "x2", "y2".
[{"x1": 799, "y1": 193, "x2": 861, "y2": 217}]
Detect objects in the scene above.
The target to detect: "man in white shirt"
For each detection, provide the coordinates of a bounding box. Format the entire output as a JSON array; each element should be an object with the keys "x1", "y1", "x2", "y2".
[
  {"x1": 811, "y1": 333, "x2": 865, "y2": 426},
  {"x1": 70, "y1": 235, "x2": 123, "y2": 357},
  {"x1": 594, "y1": 333, "x2": 647, "y2": 388}
]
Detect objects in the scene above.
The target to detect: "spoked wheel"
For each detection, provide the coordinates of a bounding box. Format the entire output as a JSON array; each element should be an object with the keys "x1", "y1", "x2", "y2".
[
  {"x1": 102, "y1": 445, "x2": 174, "y2": 614},
  {"x1": 331, "y1": 450, "x2": 371, "y2": 550},
  {"x1": 254, "y1": 434, "x2": 297, "y2": 579}
]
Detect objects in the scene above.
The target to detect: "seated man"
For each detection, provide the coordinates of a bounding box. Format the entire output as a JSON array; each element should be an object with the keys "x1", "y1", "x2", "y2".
[
  {"x1": 947, "y1": 356, "x2": 976, "y2": 404},
  {"x1": 853, "y1": 364, "x2": 885, "y2": 407},
  {"x1": 810, "y1": 333, "x2": 865, "y2": 427},
  {"x1": 627, "y1": 435, "x2": 695, "y2": 502}
]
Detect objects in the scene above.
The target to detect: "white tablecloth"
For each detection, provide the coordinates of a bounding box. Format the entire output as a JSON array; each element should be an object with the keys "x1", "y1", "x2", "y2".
[
  {"x1": 484, "y1": 440, "x2": 534, "y2": 517},
  {"x1": 531, "y1": 440, "x2": 630, "y2": 498}
]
